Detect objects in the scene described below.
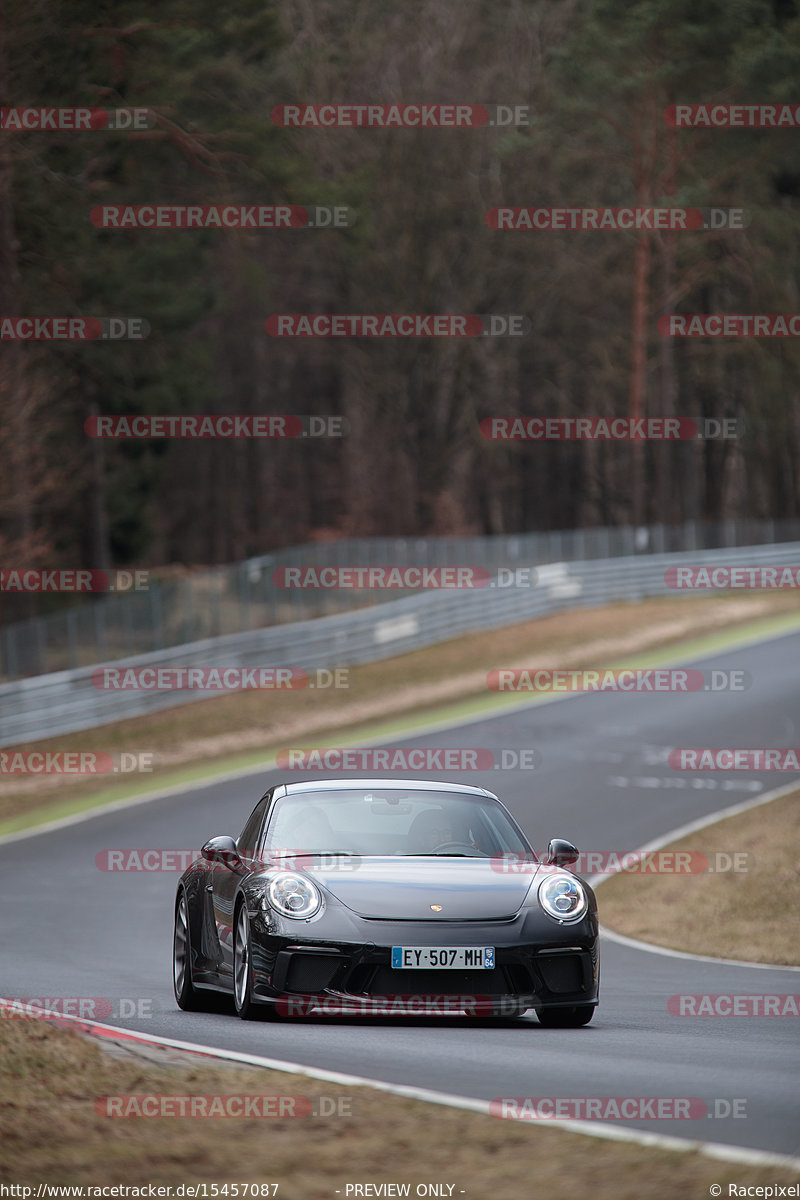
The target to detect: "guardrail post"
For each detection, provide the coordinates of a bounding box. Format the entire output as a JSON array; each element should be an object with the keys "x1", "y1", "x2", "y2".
[
  {"x1": 150, "y1": 582, "x2": 164, "y2": 651},
  {"x1": 66, "y1": 609, "x2": 78, "y2": 670}
]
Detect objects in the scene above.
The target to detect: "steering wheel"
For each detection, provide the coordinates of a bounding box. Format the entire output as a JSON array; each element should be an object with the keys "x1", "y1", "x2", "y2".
[{"x1": 431, "y1": 840, "x2": 489, "y2": 858}]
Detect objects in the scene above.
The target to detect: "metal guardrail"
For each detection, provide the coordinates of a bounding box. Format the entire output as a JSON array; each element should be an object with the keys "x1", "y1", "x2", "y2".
[
  {"x1": 1, "y1": 540, "x2": 797, "y2": 747},
  {"x1": 4, "y1": 517, "x2": 800, "y2": 683}
]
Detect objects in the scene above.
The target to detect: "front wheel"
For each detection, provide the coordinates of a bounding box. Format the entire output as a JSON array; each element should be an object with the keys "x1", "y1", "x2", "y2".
[
  {"x1": 233, "y1": 904, "x2": 263, "y2": 1020},
  {"x1": 173, "y1": 890, "x2": 205, "y2": 1011},
  {"x1": 536, "y1": 1004, "x2": 596, "y2": 1028}
]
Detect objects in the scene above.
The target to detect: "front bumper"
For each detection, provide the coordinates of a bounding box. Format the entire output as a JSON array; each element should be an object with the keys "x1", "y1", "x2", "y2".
[{"x1": 248, "y1": 912, "x2": 599, "y2": 1014}]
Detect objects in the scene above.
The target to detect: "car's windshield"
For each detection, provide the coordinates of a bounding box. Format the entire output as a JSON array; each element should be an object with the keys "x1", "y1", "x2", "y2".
[{"x1": 260, "y1": 788, "x2": 533, "y2": 859}]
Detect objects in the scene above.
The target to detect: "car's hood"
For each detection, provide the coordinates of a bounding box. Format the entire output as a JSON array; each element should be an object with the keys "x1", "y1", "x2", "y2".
[{"x1": 288, "y1": 856, "x2": 542, "y2": 920}]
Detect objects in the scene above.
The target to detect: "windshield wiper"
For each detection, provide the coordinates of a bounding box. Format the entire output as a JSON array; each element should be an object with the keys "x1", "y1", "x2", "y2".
[
  {"x1": 400, "y1": 852, "x2": 477, "y2": 857},
  {"x1": 267, "y1": 850, "x2": 359, "y2": 858}
]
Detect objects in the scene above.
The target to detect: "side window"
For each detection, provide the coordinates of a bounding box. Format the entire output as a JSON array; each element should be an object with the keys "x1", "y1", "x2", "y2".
[{"x1": 237, "y1": 790, "x2": 272, "y2": 859}]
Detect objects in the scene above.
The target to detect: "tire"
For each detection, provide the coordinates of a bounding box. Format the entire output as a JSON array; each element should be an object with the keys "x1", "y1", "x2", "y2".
[
  {"x1": 173, "y1": 889, "x2": 207, "y2": 1011},
  {"x1": 233, "y1": 903, "x2": 264, "y2": 1020},
  {"x1": 536, "y1": 1004, "x2": 596, "y2": 1028}
]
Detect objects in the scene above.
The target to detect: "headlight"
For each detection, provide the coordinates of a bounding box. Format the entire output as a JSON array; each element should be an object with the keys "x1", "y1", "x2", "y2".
[
  {"x1": 538, "y1": 873, "x2": 587, "y2": 923},
  {"x1": 266, "y1": 872, "x2": 322, "y2": 919}
]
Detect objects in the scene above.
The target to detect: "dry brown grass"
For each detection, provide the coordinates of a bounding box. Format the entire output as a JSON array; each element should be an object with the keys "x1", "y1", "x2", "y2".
[
  {"x1": 598, "y1": 788, "x2": 800, "y2": 965},
  {"x1": 0, "y1": 1016, "x2": 797, "y2": 1194}
]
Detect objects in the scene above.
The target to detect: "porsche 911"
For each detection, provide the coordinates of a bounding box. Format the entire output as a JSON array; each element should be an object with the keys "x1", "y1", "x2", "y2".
[{"x1": 173, "y1": 778, "x2": 599, "y2": 1026}]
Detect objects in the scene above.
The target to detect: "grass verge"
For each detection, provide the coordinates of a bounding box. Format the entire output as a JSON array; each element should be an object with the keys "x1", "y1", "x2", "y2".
[
  {"x1": 0, "y1": 1016, "x2": 797, "y2": 1194},
  {"x1": 2, "y1": 592, "x2": 799, "y2": 837},
  {"x1": 597, "y1": 787, "x2": 800, "y2": 966}
]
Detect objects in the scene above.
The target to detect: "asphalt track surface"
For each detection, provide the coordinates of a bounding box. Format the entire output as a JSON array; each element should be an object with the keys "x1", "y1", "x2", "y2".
[{"x1": 2, "y1": 629, "x2": 799, "y2": 1157}]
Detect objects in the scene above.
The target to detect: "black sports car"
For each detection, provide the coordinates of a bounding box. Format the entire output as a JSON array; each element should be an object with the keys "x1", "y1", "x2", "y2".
[{"x1": 173, "y1": 778, "x2": 599, "y2": 1026}]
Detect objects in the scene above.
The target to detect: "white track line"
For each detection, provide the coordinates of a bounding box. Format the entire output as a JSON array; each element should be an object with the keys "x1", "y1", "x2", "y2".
[
  {"x1": 3, "y1": 999, "x2": 799, "y2": 1172},
  {"x1": 591, "y1": 779, "x2": 800, "y2": 971}
]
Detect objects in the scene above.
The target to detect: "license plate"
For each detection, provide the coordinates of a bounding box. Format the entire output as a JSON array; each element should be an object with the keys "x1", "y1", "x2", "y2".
[{"x1": 391, "y1": 946, "x2": 495, "y2": 969}]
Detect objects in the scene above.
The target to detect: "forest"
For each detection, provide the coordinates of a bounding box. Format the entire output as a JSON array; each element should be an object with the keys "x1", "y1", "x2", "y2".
[{"x1": 1, "y1": 0, "x2": 799, "y2": 586}]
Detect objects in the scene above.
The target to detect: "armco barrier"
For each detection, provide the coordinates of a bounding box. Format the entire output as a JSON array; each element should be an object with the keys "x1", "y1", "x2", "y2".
[
  {"x1": 0, "y1": 540, "x2": 797, "y2": 746},
  {"x1": 3, "y1": 517, "x2": 798, "y2": 682}
]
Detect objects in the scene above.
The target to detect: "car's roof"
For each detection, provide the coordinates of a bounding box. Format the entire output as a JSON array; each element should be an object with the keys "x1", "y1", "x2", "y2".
[{"x1": 277, "y1": 778, "x2": 498, "y2": 800}]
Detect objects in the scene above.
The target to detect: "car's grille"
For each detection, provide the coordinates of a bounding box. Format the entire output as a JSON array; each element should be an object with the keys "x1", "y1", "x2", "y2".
[
  {"x1": 504, "y1": 963, "x2": 535, "y2": 993},
  {"x1": 535, "y1": 953, "x2": 586, "y2": 994},
  {"x1": 284, "y1": 953, "x2": 341, "y2": 993},
  {"x1": 344, "y1": 964, "x2": 375, "y2": 994}
]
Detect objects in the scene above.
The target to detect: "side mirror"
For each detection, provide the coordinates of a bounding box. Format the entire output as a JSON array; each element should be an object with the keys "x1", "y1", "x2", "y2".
[
  {"x1": 201, "y1": 835, "x2": 244, "y2": 871},
  {"x1": 545, "y1": 838, "x2": 579, "y2": 869}
]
